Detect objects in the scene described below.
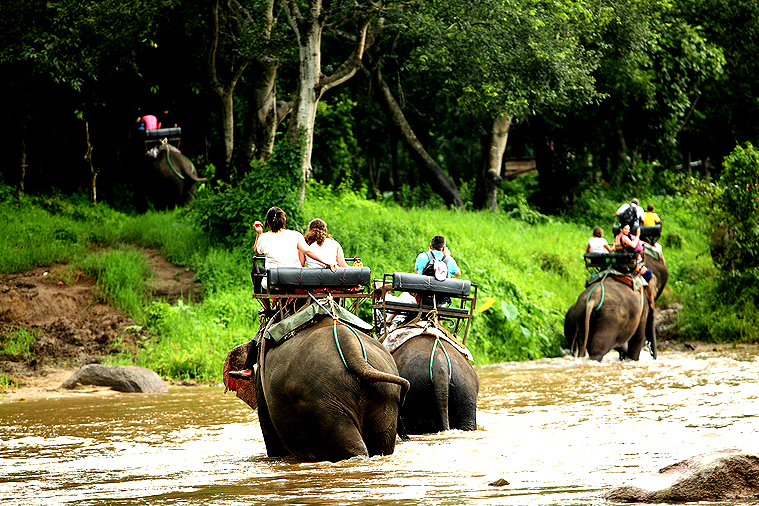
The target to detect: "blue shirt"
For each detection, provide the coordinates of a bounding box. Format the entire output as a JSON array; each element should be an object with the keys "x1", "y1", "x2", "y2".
[{"x1": 414, "y1": 250, "x2": 460, "y2": 278}]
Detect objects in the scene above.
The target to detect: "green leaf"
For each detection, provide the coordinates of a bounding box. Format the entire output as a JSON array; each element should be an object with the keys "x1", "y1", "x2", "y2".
[{"x1": 501, "y1": 301, "x2": 518, "y2": 321}]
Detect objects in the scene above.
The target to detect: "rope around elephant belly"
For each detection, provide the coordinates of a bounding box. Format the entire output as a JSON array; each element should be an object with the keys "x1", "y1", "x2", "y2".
[
  {"x1": 586, "y1": 270, "x2": 612, "y2": 311},
  {"x1": 429, "y1": 337, "x2": 452, "y2": 382}
]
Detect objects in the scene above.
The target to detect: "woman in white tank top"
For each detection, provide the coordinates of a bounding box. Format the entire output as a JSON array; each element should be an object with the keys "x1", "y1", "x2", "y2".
[{"x1": 303, "y1": 218, "x2": 349, "y2": 268}]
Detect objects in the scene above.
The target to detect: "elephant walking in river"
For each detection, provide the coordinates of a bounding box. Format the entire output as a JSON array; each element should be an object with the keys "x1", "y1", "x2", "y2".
[
  {"x1": 390, "y1": 333, "x2": 479, "y2": 435},
  {"x1": 224, "y1": 316, "x2": 409, "y2": 462},
  {"x1": 564, "y1": 275, "x2": 657, "y2": 362}
]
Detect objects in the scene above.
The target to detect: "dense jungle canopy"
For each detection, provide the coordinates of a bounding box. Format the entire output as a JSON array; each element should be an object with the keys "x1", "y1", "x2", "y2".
[{"x1": 2, "y1": 0, "x2": 758, "y2": 213}]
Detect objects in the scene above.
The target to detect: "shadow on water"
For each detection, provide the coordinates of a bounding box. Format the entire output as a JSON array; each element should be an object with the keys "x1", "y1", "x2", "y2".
[{"x1": 1, "y1": 346, "x2": 758, "y2": 505}]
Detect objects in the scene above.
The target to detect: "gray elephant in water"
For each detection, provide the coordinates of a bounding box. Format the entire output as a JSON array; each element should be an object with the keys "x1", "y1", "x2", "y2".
[
  {"x1": 390, "y1": 333, "x2": 479, "y2": 436},
  {"x1": 564, "y1": 275, "x2": 657, "y2": 362},
  {"x1": 223, "y1": 316, "x2": 409, "y2": 462}
]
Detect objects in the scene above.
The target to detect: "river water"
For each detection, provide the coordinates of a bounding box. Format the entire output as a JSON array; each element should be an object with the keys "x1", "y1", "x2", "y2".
[{"x1": 1, "y1": 346, "x2": 758, "y2": 506}]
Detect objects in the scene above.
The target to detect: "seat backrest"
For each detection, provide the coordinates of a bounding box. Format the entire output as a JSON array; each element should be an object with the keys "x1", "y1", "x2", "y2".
[
  {"x1": 267, "y1": 266, "x2": 371, "y2": 289},
  {"x1": 145, "y1": 127, "x2": 182, "y2": 139},
  {"x1": 391, "y1": 272, "x2": 471, "y2": 297}
]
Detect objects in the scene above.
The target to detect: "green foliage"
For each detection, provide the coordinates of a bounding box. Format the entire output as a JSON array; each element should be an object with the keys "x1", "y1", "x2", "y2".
[
  {"x1": 676, "y1": 269, "x2": 759, "y2": 343},
  {"x1": 190, "y1": 141, "x2": 305, "y2": 248},
  {"x1": 711, "y1": 143, "x2": 759, "y2": 271},
  {"x1": 0, "y1": 326, "x2": 40, "y2": 361}
]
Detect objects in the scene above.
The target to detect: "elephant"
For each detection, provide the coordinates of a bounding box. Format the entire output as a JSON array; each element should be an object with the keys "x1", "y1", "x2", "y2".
[
  {"x1": 389, "y1": 332, "x2": 479, "y2": 435},
  {"x1": 223, "y1": 315, "x2": 410, "y2": 462},
  {"x1": 642, "y1": 243, "x2": 668, "y2": 300},
  {"x1": 140, "y1": 145, "x2": 205, "y2": 210},
  {"x1": 564, "y1": 274, "x2": 657, "y2": 362}
]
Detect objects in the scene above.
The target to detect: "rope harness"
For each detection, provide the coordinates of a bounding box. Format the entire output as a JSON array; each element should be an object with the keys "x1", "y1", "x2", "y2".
[
  {"x1": 160, "y1": 138, "x2": 198, "y2": 180},
  {"x1": 310, "y1": 294, "x2": 367, "y2": 371},
  {"x1": 586, "y1": 270, "x2": 612, "y2": 311},
  {"x1": 418, "y1": 308, "x2": 453, "y2": 383}
]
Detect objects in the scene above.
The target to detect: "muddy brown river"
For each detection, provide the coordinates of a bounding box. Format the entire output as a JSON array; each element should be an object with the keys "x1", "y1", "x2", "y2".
[{"x1": 1, "y1": 346, "x2": 758, "y2": 505}]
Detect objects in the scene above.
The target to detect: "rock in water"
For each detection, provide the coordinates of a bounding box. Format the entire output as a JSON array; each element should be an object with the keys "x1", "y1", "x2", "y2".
[
  {"x1": 61, "y1": 364, "x2": 168, "y2": 393},
  {"x1": 605, "y1": 449, "x2": 759, "y2": 502}
]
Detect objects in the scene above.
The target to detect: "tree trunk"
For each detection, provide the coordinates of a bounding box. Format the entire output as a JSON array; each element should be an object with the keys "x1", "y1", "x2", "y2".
[
  {"x1": 82, "y1": 118, "x2": 97, "y2": 204},
  {"x1": 283, "y1": 1, "x2": 373, "y2": 200},
  {"x1": 474, "y1": 114, "x2": 510, "y2": 210},
  {"x1": 373, "y1": 67, "x2": 463, "y2": 208},
  {"x1": 206, "y1": 0, "x2": 251, "y2": 183},
  {"x1": 239, "y1": 58, "x2": 280, "y2": 167},
  {"x1": 18, "y1": 122, "x2": 26, "y2": 201}
]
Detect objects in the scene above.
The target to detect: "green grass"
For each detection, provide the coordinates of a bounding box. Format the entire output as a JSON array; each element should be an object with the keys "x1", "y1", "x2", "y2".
[{"x1": 1, "y1": 326, "x2": 39, "y2": 361}]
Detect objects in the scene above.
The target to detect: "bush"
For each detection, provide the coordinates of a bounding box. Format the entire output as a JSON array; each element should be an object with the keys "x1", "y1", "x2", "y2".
[
  {"x1": 189, "y1": 141, "x2": 305, "y2": 248},
  {"x1": 710, "y1": 143, "x2": 759, "y2": 271}
]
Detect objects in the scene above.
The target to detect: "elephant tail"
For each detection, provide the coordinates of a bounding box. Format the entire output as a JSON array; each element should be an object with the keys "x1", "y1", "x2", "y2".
[
  {"x1": 430, "y1": 338, "x2": 451, "y2": 431},
  {"x1": 580, "y1": 290, "x2": 600, "y2": 358},
  {"x1": 335, "y1": 323, "x2": 410, "y2": 403}
]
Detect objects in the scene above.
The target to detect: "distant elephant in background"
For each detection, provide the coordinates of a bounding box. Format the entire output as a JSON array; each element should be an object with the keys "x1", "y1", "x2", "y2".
[
  {"x1": 142, "y1": 146, "x2": 205, "y2": 210},
  {"x1": 564, "y1": 275, "x2": 656, "y2": 362},
  {"x1": 390, "y1": 333, "x2": 479, "y2": 435}
]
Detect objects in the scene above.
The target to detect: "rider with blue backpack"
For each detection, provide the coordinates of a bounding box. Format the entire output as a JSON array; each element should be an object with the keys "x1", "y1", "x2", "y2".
[{"x1": 414, "y1": 235, "x2": 461, "y2": 279}]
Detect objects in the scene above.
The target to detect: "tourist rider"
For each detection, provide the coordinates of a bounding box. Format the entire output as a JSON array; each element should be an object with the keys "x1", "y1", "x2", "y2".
[
  {"x1": 643, "y1": 204, "x2": 661, "y2": 227},
  {"x1": 414, "y1": 235, "x2": 461, "y2": 278},
  {"x1": 587, "y1": 227, "x2": 614, "y2": 254},
  {"x1": 229, "y1": 207, "x2": 338, "y2": 380},
  {"x1": 303, "y1": 218, "x2": 349, "y2": 268},
  {"x1": 616, "y1": 198, "x2": 645, "y2": 237},
  {"x1": 614, "y1": 224, "x2": 652, "y2": 283}
]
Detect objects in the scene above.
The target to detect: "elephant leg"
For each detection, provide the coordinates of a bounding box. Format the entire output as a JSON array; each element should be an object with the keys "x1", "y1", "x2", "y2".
[
  {"x1": 255, "y1": 373, "x2": 289, "y2": 458},
  {"x1": 625, "y1": 311, "x2": 649, "y2": 361},
  {"x1": 615, "y1": 343, "x2": 629, "y2": 360},
  {"x1": 449, "y1": 380, "x2": 478, "y2": 431},
  {"x1": 587, "y1": 325, "x2": 619, "y2": 362},
  {"x1": 363, "y1": 413, "x2": 399, "y2": 457},
  {"x1": 319, "y1": 419, "x2": 369, "y2": 462}
]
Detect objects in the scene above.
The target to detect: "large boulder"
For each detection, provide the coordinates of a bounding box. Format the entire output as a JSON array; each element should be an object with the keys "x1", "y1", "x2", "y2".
[
  {"x1": 605, "y1": 449, "x2": 759, "y2": 502},
  {"x1": 61, "y1": 364, "x2": 168, "y2": 393}
]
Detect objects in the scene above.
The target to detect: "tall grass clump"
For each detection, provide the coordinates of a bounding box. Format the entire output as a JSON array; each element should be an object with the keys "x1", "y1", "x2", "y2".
[{"x1": 78, "y1": 247, "x2": 152, "y2": 321}]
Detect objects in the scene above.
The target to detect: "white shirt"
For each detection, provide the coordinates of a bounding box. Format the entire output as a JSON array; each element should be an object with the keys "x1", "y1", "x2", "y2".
[
  {"x1": 587, "y1": 237, "x2": 610, "y2": 254},
  {"x1": 305, "y1": 238, "x2": 340, "y2": 268},
  {"x1": 256, "y1": 230, "x2": 304, "y2": 268}
]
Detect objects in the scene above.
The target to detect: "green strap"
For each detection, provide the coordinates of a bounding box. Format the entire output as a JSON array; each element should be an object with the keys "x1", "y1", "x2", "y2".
[
  {"x1": 429, "y1": 337, "x2": 452, "y2": 383},
  {"x1": 165, "y1": 148, "x2": 197, "y2": 180},
  {"x1": 586, "y1": 270, "x2": 611, "y2": 311},
  {"x1": 165, "y1": 149, "x2": 185, "y2": 180},
  {"x1": 333, "y1": 321, "x2": 367, "y2": 370}
]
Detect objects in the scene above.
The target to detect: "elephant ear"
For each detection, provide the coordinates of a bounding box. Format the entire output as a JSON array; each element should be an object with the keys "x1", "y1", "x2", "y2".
[{"x1": 223, "y1": 342, "x2": 257, "y2": 410}]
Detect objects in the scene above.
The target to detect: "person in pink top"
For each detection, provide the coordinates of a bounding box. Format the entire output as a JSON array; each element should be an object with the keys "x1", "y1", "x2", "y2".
[{"x1": 141, "y1": 114, "x2": 158, "y2": 130}]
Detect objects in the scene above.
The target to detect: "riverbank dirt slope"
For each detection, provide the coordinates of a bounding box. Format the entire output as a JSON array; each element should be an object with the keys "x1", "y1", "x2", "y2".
[{"x1": 0, "y1": 249, "x2": 202, "y2": 395}]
